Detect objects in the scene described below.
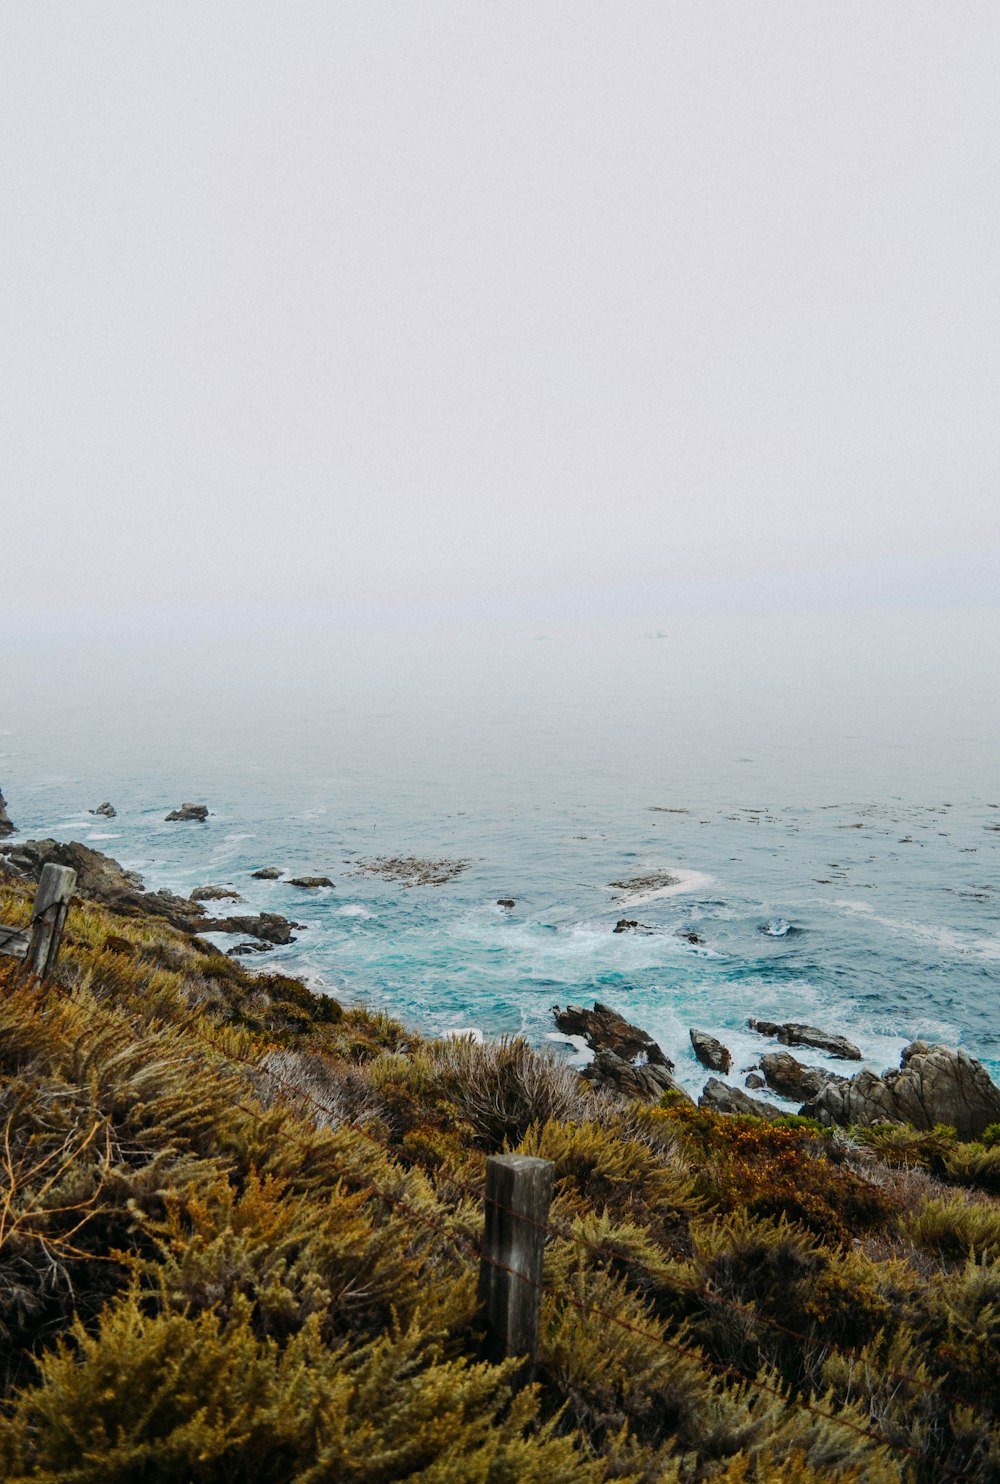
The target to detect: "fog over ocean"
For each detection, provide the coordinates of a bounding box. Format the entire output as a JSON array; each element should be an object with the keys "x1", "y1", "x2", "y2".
[{"x1": 4, "y1": 606, "x2": 998, "y2": 1095}]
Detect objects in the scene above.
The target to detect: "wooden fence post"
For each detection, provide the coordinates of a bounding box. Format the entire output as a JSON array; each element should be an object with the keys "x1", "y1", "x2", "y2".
[
  {"x1": 478, "y1": 1153, "x2": 554, "y2": 1372},
  {"x1": 28, "y1": 863, "x2": 76, "y2": 978}
]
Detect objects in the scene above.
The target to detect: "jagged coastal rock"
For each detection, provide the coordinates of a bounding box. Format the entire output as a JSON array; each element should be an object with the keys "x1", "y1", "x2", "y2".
[
  {"x1": 690, "y1": 1028, "x2": 733, "y2": 1073},
  {"x1": 252, "y1": 867, "x2": 283, "y2": 880},
  {"x1": 190, "y1": 885, "x2": 243, "y2": 903},
  {"x1": 699, "y1": 1078, "x2": 782, "y2": 1119},
  {"x1": 198, "y1": 911, "x2": 299, "y2": 945},
  {"x1": 89, "y1": 801, "x2": 117, "y2": 818},
  {"x1": 552, "y1": 1000, "x2": 692, "y2": 1102},
  {"x1": 613, "y1": 917, "x2": 654, "y2": 934},
  {"x1": 0, "y1": 838, "x2": 297, "y2": 947},
  {"x1": 0, "y1": 789, "x2": 15, "y2": 838},
  {"x1": 3, "y1": 838, "x2": 145, "y2": 898},
  {"x1": 288, "y1": 876, "x2": 335, "y2": 889},
  {"x1": 802, "y1": 1041, "x2": 1000, "y2": 1139},
  {"x1": 165, "y1": 803, "x2": 209, "y2": 822},
  {"x1": 759, "y1": 1050, "x2": 844, "y2": 1101},
  {"x1": 748, "y1": 1017, "x2": 862, "y2": 1061}
]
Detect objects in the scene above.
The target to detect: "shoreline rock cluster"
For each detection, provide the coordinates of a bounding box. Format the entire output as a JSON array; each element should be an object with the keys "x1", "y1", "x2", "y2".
[
  {"x1": 2, "y1": 786, "x2": 998, "y2": 1142},
  {"x1": 0, "y1": 838, "x2": 300, "y2": 952},
  {"x1": 552, "y1": 1001, "x2": 692, "y2": 1103},
  {"x1": 550, "y1": 998, "x2": 1000, "y2": 1139}
]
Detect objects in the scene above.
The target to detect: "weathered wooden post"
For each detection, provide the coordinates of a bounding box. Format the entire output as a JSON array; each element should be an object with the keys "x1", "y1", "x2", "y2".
[
  {"x1": 478, "y1": 1153, "x2": 554, "y2": 1373},
  {"x1": 27, "y1": 863, "x2": 76, "y2": 978}
]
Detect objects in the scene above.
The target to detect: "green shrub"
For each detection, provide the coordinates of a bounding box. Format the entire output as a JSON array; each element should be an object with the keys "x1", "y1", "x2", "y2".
[{"x1": 0, "y1": 1296, "x2": 604, "y2": 1483}]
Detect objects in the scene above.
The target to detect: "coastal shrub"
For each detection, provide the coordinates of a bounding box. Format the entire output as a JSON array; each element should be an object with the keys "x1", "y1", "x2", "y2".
[
  {"x1": 983, "y1": 1124, "x2": 1000, "y2": 1149},
  {"x1": 685, "y1": 1212, "x2": 894, "y2": 1366},
  {"x1": 517, "y1": 1117, "x2": 698, "y2": 1233},
  {"x1": 539, "y1": 1239, "x2": 898, "y2": 1479},
  {"x1": 0, "y1": 1297, "x2": 606, "y2": 1484},
  {"x1": 857, "y1": 1121, "x2": 1000, "y2": 1196},
  {"x1": 364, "y1": 1036, "x2": 589, "y2": 1153},
  {"x1": 911, "y1": 1255, "x2": 1000, "y2": 1410},
  {"x1": 941, "y1": 1141, "x2": 1000, "y2": 1195},
  {"x1": 4, "y1": 878, "x2": 1000, "y2": 1482},
  {"x1": 854, "y1": 1122, "x2": 958, "y2": 1173},
  {"x1": 656, "y1": 1105, "x2": 896, "y2": 1244},
  {"x1": 136, "y1": 1166, "x2": 464, "y2": 1343},
  {"x1": 904, "y1": 1194, "x2": 1000, "y2": 1263}
]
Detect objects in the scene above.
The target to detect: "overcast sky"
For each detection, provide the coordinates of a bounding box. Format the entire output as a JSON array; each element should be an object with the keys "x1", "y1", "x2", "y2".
[{"x1": 3, "y1": 3, "x2": 998, "y2": 632}]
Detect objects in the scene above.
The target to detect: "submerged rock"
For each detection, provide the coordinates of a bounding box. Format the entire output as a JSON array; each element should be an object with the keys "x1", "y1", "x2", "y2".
[
  {"x1": 0, "y1": 789, "x2": 15, "y2": 838},
  {"x1": 608, "y1": 871, "x2": 682, "y2": 895},
  {"x1": 227, "y1": 941, "x2": 273, "y2": 957},
  {"x1": 252, "y1": 867, "x2": 283, "y2": 880},
  {"x1": 288, "y1": 876, "x2": 334, "y2": 889},
  {"x1": 802, "y1": 1042, "x2": 1000, "y2": 1140},
  {"x1": 613, "y1": 918, "x2": 654, "y2": 934},
  {"x1": 748, "y1": 1018, "x2": 862, "y2": 1061},
  {"x1": 699, "y1": 1077, "x2": 782, "y2": 1120},
  {"x1": 165, "y1": 803, "x2": 209, "y2": 822},
  {"x1": 497, "y1": 898, "x2": 516, "y2": 909},
  {"x1": 552, "y1": 1000, "x2": 691, "y2": 1103},
  {"x1": 354, "y1": 856, "x2": 471, "y2": 887},
  {"x1": 760, "y1": 1050, "x2": 844, "y2": 1101},
  {"x1": 89, "y1": 801, "x2": 117, "y2": 818},
  {"x1": 690, "y1": 1028, "x2": 733, "y2": 1074}
]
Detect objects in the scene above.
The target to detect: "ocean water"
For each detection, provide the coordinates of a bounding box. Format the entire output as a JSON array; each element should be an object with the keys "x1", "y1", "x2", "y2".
[{"x1": 3, "y1": 609, "x2": 999, "y2": 1098}]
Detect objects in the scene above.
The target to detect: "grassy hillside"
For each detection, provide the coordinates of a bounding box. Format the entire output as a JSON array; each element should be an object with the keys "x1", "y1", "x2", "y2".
[{"x1": 1, "y1": 872, "x2": 999, "y2": 1482}]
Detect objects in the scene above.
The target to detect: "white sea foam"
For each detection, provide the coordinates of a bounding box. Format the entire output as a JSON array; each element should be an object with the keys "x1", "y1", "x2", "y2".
[
  {"x1": 545, "y1": 1031, "x2": 594, "y2": 1066},
  {"x1": 834, "y1": 899, "x2": 1000, "y2": 961},
  {"x1": 337, "y1": 904, "x2": 373, "y2": 918}
]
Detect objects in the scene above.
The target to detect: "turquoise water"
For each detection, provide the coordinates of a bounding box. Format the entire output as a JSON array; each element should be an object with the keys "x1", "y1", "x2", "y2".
[{"x1": 3, "y1": 612, "x2": 999, "y2": 1096}]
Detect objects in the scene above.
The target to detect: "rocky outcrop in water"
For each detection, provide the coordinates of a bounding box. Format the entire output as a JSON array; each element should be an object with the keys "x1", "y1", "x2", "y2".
[
  {"x1": 252, "y1": 867, "x2": 283, "y2": 880},
  {"x1": 200, "y1": 912, "x2": 299, "y2": 946},
  {"x1": 0, "y1": 790, "x2": 15, "y2": 839},
  {"x1": 690, "y1": 1029, "x2": 732, "y2": 1073},
  {"x1": 165, "y1": 803, "x2": 209, "y2": 822},
  {"x1": 699, "y1": 1078, "x2": 782, "y2": 1119},
  {"x1": 89, "y1": 801, "x2": 117, "y2": 818},
  {"x1": 613, "y1": 918, "x2": 654, "y2": 934},
  {"x1": 748, "y1": 1018, "x2": 862, "y2": 1061},
  {"x1": 288, "y1": 876, "x2": 334, "y2": 889},
  {"x1": 552, "y1": 1000, "x2": 692, "y2": 1103},
  {"x1": 759, "y1": 1050, "x2": 844, "y2": 1101},
  {"x1": 802, "y1": 1041, "x2": 1000, "y2": 1140},
  {"x1": 190, "y1": 885, "x2": 243, "y2": 903},
  {"x1": 355, "y1": 856, "x2": 471, "y2": 886}
]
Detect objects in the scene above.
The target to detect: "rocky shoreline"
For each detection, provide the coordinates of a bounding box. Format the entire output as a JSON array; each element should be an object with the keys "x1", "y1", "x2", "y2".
[
  {"x1": 3, "y1": 798, "x2": 999, "y2": 1141},
  {"x1": 552, "y1": 997, "x2": 1000, "y2": 1138}
]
